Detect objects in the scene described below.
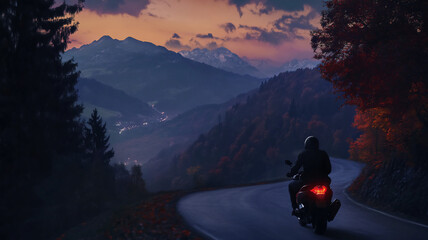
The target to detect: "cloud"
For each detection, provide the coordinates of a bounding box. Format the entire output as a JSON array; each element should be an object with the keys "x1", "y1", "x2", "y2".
[
  {"x1": 274, "y1": 10, "x2": 318, "y2": 32},
  {"x1": 234, "y1": 9, "x2": 318, "y2": 45},
  {"x1": 147, "y1": 12, "x2": 161, "y2": 18},
  {"x1": 239, "y1": 25, "x2": 290, "y2": 45},
  {"x1": 84, "y1": 0, "x2": 150, "y2": 17},
  {"x1": 220, "y1": 22, "x2": 237, "y2": 33},
  {"x1": 227, "y1": 0, "x2": 323, "y2": 16},
  {"x1": 165, "y1": 39, "x2": 191, "y2": 51},
  {"x1": 172, "y1": 33, "x2": 181, "y2": 39},
  {"x1": 196, "y1": 33, "x2": 215, "y2": 39},
  {"x1": 196, "y1": 33, "x2": 224, "y2": 41}
]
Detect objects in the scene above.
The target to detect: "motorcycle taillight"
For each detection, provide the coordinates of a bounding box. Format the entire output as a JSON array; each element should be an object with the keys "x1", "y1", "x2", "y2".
[{"x1": 310, "y1": 185, "x2": 327, "y2": 196}]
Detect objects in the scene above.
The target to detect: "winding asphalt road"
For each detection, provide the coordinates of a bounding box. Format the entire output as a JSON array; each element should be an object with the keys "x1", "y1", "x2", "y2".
[{"x1": 178, "y1": 158, "x2": 428, "y2": 240}]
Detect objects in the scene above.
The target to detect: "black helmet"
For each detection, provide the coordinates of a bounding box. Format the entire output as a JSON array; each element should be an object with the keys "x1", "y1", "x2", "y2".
[{"x1": 304, "y1": 136, "x2": 319, "y2": 150}]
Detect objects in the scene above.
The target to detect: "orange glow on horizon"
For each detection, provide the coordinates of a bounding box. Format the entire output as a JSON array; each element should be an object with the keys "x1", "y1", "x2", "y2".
[{"x1": 69, "y1": 0, "x2": 321, "y2": 65}]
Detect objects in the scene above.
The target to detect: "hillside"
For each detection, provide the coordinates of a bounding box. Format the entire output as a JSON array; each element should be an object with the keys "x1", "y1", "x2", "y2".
[
  {"x1": 64, "y1": 36, "x2": 262, "y2": 116},
  {"x1": 77, "y1": 78, "x2": 159, "y2": 119},
  {"x1": 112, "y1": 90, "x2": 255, "y2": 179},
  {"x1": 147, "y1": 69, "x2": 358, "y2": 191}
]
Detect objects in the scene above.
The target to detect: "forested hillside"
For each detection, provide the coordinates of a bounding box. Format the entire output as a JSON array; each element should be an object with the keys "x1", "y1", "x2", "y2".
[{"x1": 150, "y1": 69, "x2": 358, "y2": 190}]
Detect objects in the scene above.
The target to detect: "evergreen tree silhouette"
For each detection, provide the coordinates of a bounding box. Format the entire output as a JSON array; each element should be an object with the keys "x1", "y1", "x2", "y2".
[
  {"x1": 85, "y1": 108, "x2": 114, "y2": 165},
  {"x1": 83, "y1": 109, "x2": 115, "y2": 212},
  {"x1": 0, "y1": 0, "x2": 84, "y2": 237}
]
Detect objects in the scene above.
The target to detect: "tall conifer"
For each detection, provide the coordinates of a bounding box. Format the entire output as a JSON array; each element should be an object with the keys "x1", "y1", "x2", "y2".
[
  {"x1": 0, "y1": 0, "x2": 84, "y2": 235},
  {"x1": 85, "y1": 108, "x2": 114, "y2": 165}
]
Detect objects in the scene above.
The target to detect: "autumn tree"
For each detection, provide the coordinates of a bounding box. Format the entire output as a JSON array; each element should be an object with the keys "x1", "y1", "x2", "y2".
[
  {"x1": 311, "y1": 0, "x2": 428, "y2": 157},
  {"x1": 312, "y1": 0, "x2": 427, "y2": 118},
  {"x1": 311, "y1": 0, "x2": 428, "y2": 216}
]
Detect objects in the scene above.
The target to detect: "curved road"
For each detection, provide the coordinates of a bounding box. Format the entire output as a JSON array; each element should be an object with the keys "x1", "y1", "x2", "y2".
[{"x1": 178, "y1": 158, "x2": 428, "y2": 240}]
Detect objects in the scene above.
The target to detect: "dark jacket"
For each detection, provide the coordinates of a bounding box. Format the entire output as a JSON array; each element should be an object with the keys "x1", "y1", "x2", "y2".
[{"x1": 289, "y1": 149, "x2": 331, "y2": 183}]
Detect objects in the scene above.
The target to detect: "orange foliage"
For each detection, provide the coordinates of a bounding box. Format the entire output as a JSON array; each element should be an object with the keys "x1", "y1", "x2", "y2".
[
  {"x1": 349, "y1": 107, "x2": 424, "y2": 165},
  {"x1": 313, "y1": 0, "x2": 428, "y2": 167}
]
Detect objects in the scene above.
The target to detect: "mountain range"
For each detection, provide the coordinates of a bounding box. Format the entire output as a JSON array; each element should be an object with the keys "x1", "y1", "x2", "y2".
[
  {"x1": 179, "y1": 47, "x2": 320, "y2": 78},
  {"x1": 280, "y1": 59, "x2": 320, "y2": 72},
  {"x1": 244, "y1": 58, "x2": 320, "y2": 77},
  {"x1": 64, "y1": 36, "x2": 262, "y2": 117},
  {"x1": 179, "y1": 47, "x2": 265, "y2": 78}
]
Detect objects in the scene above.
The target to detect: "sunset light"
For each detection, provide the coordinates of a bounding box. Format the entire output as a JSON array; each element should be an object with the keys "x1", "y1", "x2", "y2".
[{"x1": 68, "y1": 0, "x2": 322, "y2": 64}]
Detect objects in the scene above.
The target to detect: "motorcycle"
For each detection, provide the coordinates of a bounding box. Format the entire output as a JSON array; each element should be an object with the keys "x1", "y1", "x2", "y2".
[{"x1": 285, "y1": 160, "x2": 341, "y2": 234}]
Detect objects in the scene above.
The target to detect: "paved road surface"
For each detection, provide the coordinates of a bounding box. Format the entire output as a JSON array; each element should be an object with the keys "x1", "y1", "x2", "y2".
[{"x1": 178, "y1": 158, "x2": 428, "y2": 240}]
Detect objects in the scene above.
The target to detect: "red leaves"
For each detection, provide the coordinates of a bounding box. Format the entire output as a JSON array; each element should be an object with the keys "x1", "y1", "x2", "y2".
[
  {"x1": 349, "y1": 107, "x2": 425, "y2": 164},
  {"x1": 104, "y1": 193, "x2": 202, "y2": 239},
  {"x1": 314, "y1": 0, "x2": 427, "y2": 118},
  {"x1": 314, "y1": 0, "x2": 428, "y2": 172}
]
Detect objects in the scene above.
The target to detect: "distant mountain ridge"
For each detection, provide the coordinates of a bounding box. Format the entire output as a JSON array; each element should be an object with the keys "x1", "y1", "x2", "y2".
[
  {"x1": 64, "y1": 36, "x2": 262, "y2": 116},
  {"x1": 246, "y1": 58, "x2": 320, "y2": 77},
  {"x1": 179, "y1": 46, "x2": 320, "y2": 78},
  {"x1": 280, "y1": 59, "x2": 320, "y2": 72},
  {"x1": 179, "y1": 47, "x2": 265, "y2": 78}
]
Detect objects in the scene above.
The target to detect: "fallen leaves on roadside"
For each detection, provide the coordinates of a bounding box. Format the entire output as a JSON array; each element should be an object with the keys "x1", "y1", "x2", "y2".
[{"x1": 104, "y1": 192, "x2": 203, "y2": 240}]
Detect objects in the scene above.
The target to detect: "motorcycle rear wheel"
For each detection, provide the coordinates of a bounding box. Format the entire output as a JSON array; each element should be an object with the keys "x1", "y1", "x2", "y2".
[{"x1": 313, "y1": 216, "x2": 327, "y2": 234}]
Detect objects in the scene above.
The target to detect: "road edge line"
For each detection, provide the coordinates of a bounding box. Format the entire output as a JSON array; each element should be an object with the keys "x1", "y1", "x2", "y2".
[
  {"x1": 343, "y1": 188, "x2": 428, "y2": 229},
  {"x1": 191, "y1": 224, "x2": 219, "y2": 240}
]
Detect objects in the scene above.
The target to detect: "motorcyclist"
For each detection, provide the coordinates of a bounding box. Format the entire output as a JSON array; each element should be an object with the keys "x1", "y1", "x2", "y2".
[{"x1": 287, "y1": 136, "x2": 331, "y2": 215}]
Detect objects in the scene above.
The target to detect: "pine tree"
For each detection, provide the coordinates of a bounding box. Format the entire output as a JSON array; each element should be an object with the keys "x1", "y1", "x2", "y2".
[
  {"x1": 0, "y1": 0, "x2": 84, "y2": 181},
  {"x1": 85, "y1": 108, "x2": 114, "y2": 165},
  {"x1": 0, "y1": 0, "x2": 84, "y2": 237},
  {"x1": 82, "y1": 109, "x2": 115, "y2": 213}
]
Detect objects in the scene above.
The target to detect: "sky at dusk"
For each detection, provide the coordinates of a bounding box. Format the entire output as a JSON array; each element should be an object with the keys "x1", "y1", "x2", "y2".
[{"x1": 68, "y1": 0, "x2": 325, "y2": 65}]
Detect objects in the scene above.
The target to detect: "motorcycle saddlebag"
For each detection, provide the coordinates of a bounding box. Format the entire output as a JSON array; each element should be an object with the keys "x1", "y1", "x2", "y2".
[{"x1": 327, "y1": 199, "x2": 341, "y2": 222}]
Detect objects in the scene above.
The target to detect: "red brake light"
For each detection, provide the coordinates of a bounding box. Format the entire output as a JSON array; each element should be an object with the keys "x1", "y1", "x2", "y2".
[{"x1": 310, "y1": 185, "x2": 327, "y2": 196}]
